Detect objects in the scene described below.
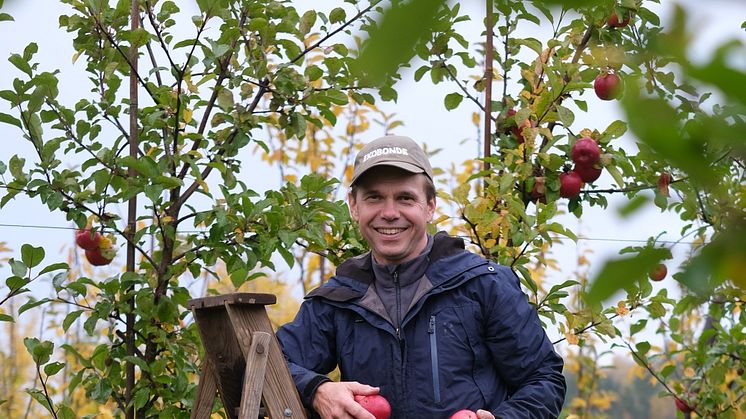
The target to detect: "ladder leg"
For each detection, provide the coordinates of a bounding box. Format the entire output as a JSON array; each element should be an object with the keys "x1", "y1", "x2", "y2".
[
  {"x1": 238, "y1": 332, "x2": 271, "y2": 419},
  {"x1": 191, "y1": 359, "x2": 219, "y2": 419}
]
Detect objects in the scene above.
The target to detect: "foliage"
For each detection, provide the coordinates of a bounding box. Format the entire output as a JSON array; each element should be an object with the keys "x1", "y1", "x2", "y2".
[{"x1": 0, "y1": 0, "x2": 745, "y2": 417}]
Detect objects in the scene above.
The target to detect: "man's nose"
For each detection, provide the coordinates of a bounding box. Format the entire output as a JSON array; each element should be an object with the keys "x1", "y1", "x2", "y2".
[{"x1": 380, "y1": 198, "x2": 399, "y2": 219}]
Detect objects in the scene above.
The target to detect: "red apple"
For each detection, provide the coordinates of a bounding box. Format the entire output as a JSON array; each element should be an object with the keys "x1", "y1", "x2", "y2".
[
  {"x1": 573, "y1": 164, "x2": 602, "y2": 183},
  {"x1": 560, "y1": 171, "x2": 584, "y2": 198},
  {"x1": 675, "y1": 397, "x2": 694, "y2": 414},
  {"x1": 649, "y1": 263, "x2": 667, "y2": 282},
  {"x1": 608, "y1": 11, "x2": 632, "y2": 28},
  {"x1": 507, "y1": 109, "x2": 534, "y2": 144},
  {"x1": 594, "y1": 72, "x2": 622, "y2": 100},
  {"x1": 354, "y1": 394, "x2": 391, "y2": 419},
  {"x1": 85, "y1": 247, "x2": 113, "y2": 266},
  {"x1": 571, "y1": 137, "x2": 601, "y2": 166},
  {"x1": 76, "y1": 228, "x2": 102, "y2": 250},
  {"x1": 449, "y1": 410, "x2": 478, "y2": 419},
  {"x1": 530, "y1": 176, "x2": 547, "y2": 204},
  {"x1": 657, "y1": 172, "x2": 672, "y2": 196}
]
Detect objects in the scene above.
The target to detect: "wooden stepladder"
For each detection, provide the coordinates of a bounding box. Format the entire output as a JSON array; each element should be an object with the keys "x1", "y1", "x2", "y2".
[{"x1": 188, "y1": 293, "x2": 307, "y2": 419}]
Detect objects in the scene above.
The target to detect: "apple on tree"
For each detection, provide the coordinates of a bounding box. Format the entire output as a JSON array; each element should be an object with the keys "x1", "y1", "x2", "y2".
[
  {"x1": 559, "y1": 171, "x2": 584, "y2": 199},
  {"x1": 530, "y1": 176, "x2": 547, "y2": 204},
  {"x1": 507, "y1": 109, "x2": 535, "y2": 144},
  {"x1": 76, "y1": 227, "x2": 102, "y2": 251},
  {"x1": 571, "y1": 137, "x2": 601, "y2": 166},
  {"x1": 657, "y1": 172, "x2": 672, "y2": 196},
  {"x1": 648, "y1": 263, "x2": 667, "y2": 282},
  {"x1": 675, "y1": 397, "x2": 695, "y2": 414},
  {"x1": 607, "y1": 8, "x2": 633, "y2": 28},
  {"x1": 594, "y1": 71, "x2": 623, "y2": 101},
  {"x1": 354, "y1": 394, "x2": 391, "y2": 419},
  {"x1": 84, "y1": 234, "x2": 116, "y2": 266},
  {"x1": 573, "y1": 164, "x2": 602, "y2": 183}
]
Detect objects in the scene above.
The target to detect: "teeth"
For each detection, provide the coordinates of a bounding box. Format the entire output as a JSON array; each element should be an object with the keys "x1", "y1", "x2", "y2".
[{"x1": 377, "y1": 228, "x2": 405, "y2": 235}]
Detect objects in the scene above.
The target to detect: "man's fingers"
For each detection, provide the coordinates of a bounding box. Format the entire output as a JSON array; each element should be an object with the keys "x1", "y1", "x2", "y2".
[
  {"x1": 476, "y1": 409, "x2": 495, "y2": 419},
  {"x1": 347, "y1": 381, "x2": 380, "y2": 396}
]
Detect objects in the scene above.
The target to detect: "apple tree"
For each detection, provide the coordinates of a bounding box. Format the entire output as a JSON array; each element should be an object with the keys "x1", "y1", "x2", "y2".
[
  {"x1": 358, "y1": 0, "x2": 746, "y2": 416},
  {"x1": 0, "y1": 0, "x2": 391, "y2": 416}
]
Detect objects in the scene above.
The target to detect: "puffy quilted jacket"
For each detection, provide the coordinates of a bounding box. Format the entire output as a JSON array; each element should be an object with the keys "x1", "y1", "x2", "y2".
[{"x1": 277, "y1": 232, "x2": 566, "y2": 418}]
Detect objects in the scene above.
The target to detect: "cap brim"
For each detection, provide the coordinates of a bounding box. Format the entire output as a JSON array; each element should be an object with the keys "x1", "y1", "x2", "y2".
[{"x1": 351, "y1": 161, "x2": 426, "y2": 186}]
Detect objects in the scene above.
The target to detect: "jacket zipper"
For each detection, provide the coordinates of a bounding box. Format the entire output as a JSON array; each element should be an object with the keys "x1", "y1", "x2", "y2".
[
  {"x1": 394, "y1": 269, "x2": 402, "y2": 340},
  {"x1": 428, "y1": 315, "x2": 441, "y2": 403}
]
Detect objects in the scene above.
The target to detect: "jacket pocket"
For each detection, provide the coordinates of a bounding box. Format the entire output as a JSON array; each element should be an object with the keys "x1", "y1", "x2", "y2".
[{"x1": 428, "y1": 315, "x2": 441, "y2": 403}]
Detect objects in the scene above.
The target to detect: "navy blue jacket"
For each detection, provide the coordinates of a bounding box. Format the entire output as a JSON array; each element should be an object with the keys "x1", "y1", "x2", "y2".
[{"x1": 277, "y1": 233, "x2": 566, "y2": 418}]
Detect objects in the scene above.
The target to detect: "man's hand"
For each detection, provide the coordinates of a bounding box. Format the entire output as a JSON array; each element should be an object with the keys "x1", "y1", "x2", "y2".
[
  {"x1": 476, "y1": 409, "x2": 495, "y2": 419},
  {"x1": 312, "y1": 381, "x2": 380, "y2": 419}
]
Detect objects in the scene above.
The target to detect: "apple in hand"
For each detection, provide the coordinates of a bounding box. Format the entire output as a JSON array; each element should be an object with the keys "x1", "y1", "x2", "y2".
[
  {"x1": 571, "y1": 137, "x2": 601, "y2": 166},
  {"x1": 594, "y1": 72, "x2": 622, "y2": 101},
  {"x1": 560, "y1": 171, "x2": 583, "y2": 198},
  {"x1": 354, "y1": 394, "x2": 391, "y2": 419},
  {"x1": 649, "y1": 263, "x2": 667, "y2": 282},
  {"x1": 76, "y1": 228, "x2": 102, "y2": 250},
  {"x1": 449, "y1": 409, "x2": 478, "y2": 419}
]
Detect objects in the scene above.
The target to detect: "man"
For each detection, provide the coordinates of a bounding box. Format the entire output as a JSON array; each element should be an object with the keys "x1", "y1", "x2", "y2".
[{"x1": 277, "y1": 135, "x2": 566, "y2": 418}]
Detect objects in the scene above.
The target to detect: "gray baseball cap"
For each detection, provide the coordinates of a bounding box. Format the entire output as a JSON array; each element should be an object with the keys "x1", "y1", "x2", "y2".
[{"x1": 351, "y1": 135, "x2": 433, "y2": 186}]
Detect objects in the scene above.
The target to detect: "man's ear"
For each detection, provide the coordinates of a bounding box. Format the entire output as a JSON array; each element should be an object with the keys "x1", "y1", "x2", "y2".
[
  {"x1": 427, "y1": 196, "x2": 436, "y2": 221},
  {"x1": 348, "y1": 191, "x2": 359, "y2": 221}
]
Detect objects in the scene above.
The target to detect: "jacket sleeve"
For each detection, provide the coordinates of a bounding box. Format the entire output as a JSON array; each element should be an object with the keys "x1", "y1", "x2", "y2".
[
  {"x1": 484, "y1": 266, "x2": 567, "y2": 418},
  {"x1": 275, "y1": 299, "x2": 337, "y2": 409}
]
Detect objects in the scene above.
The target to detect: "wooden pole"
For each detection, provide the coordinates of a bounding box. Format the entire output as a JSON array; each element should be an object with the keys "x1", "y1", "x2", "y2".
[
  {"x1": 483, "y1": 0, "x2": 494, "y2": 178},
  {"x1": 125, "y1": 0, "x2": 139, "y2": 418}
]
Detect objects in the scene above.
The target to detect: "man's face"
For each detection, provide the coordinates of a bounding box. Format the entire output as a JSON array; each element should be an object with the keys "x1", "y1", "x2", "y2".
[{"x1": 349, "y1": 166, "x2": 435, "y2": 266}]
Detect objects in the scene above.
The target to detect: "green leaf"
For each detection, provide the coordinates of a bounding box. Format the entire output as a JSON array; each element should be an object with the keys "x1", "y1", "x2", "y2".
[
  {"x1": 0, "y1": 13, "x2": 14, "y2": 22},
  {"x1": 600, "y1": 120, "x2": 627, "y2": 142},
  {"x1": 630, "y1": 319, "x2": 647, "y2": 335},
  {"x1": 10, "y1": 259, "x2": 27, "y2": 277},
  {"x1": 43, "y1": 362, "x2": 66, "y2": 377},
  {"x1": 0, "y1": 112, "x2": 21, "y2": 127},
  {"x1": 21, "y1": 244, "x2": 45, "y2": 268},
  {"x1": 6, "y1": 275, "x2": 29, "y2": 291},
  {"x1": 18, "y1": 298, "x2": 51, "y2": 315},
  {"x1": 8, "y1": 53, "x2": 32, "y2": 76},
  {"x1": 39, "y1": 262, "x2": 69, "y2": 275},
  {"x1": 299, "y1": 10, "x2": 316, "y2": 36},
  {"x1": 586, "y1": 246, "x2": 672, "y2": 304},
  {"x1": 556, "y1": 105, "x2": 574, "y2": 127},
  {"x1": 62, "y1": 310, "x2": 84, "y2": 332},
  {"x1": 0, "y1": 313, "x2": 14, "y2": 322},
  {"x1": 328, "y1": 7, "x2": 346, "y2": 24},
  {"x1": 444, "y1": 92, "x2": 463, "y2": 110},
  {"x1": 353, "y1": 0, "x2": 442, "y2": 85}
]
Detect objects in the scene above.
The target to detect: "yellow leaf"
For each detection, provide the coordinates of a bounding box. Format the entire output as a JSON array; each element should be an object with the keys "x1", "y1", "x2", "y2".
[
  {"x1": 183, "y1": 108, "x2": 193, "y2": 123},
  {"x1": 616, "y1": 300, "x2": 630, "y2": 316},
  {"x1": 432, "y1": 214, "x2": 450, "y2": 225},
  {"x1": 471, "y1": 112, "x2": 480, "y2": 126},
  {"x1": 197, "y1": 179, "x2": 209, "y2": 194},
  {"x1": 72, "y1": 49, "x2": 83, "y2": 64}
]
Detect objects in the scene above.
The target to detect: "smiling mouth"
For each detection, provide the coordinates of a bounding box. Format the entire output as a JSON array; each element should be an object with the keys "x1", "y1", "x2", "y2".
[{"x1": 375, "y1": 227, "x2": 407, "y2": 235}]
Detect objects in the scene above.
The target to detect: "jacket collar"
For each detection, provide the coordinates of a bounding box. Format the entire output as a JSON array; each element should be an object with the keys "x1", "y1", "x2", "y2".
[{"x1": 306, "y1": 232, "x2": 466, "y2": 301}]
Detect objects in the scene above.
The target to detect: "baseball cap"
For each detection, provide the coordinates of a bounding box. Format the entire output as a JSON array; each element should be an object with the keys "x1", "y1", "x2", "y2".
[{"x1": 350, "y1": 135, "x2": 433, "y2": 186}]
